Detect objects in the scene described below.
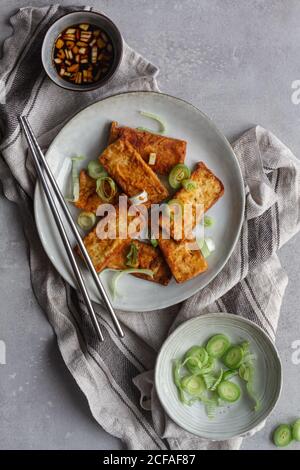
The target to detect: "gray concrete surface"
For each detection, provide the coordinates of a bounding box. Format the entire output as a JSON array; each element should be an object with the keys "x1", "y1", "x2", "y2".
[{"x1": 0, "y1": 0, "x2": 300, "y2": 450}]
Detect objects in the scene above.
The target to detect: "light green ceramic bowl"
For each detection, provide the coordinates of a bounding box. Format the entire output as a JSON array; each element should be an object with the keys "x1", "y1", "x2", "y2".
[{"x1": 155, "y1": 313, "x2": 282, "y2": 440}]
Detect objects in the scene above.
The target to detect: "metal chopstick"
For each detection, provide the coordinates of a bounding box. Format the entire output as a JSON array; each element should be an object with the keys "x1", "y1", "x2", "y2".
[
  {"x1": 20, "y1": 119, "x2": 124, "y2": 339},
  {"x1": 20, "y1": 116, "x2": 124, "y2": 338},
  {"x1": 20, "y1": 117, "x2": 124, "y2": 338},
  {"x1": 19, "y1": 117, "x2": 104, "y2": 342}
]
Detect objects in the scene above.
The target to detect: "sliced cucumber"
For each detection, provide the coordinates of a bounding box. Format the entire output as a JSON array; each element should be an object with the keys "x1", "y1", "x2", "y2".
[
  {"x1": 184, "y1": 346, "x2": 208, "y2": 374},
  {"x1": 181, "y1": 375, "x2": 206, "y2": 397},
  {"x1": 292, "y1": 419, "x2": 300, "y2": 442},
  {"x1": 217, "y1": 381, "x2": 241, "y2": 403},
  {"x1": 222, "y1": 345, "x2": 244, "y2": 369},
  {"x1": 206, "y1": 334, "x2": 230, "y2": 358},
  {"x1": 273, "y1": 424, "x2": 292, "y2": 447}
]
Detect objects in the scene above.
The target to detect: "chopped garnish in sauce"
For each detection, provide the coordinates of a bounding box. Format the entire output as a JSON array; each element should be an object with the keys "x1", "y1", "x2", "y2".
[{"x1": 53, "y1": 23, "x2": 114, "y2": 85}]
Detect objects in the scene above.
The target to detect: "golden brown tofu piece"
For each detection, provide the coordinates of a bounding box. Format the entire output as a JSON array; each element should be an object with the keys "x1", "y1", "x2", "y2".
[
  {"x1": 74, "y1": 170, "x2": 102, "y2": 213},
  {"x1": 108, "y1": 121, "x2": 186, "y2": 175},
  {"x1": 76, "y1": 207, "x2": 135, "y2": 272},
  {"x1": 99, "y1": 138, "x2": 168, "y2": 204},
  {"x1": 74, "y1": 170, "x2": 119, "y2": 213},
  {"x1": 158, "y1": 236, "x2": 208, "y2": 283},
  {"x1": 77, "y1": 229, "x2": 129, "y2": 273},
  {"x1": 107, "y1": 240, "x2": 172, "y2": 286},
  {"x1": 161, "y1": 162, "x2": 224, "y2": 240}
]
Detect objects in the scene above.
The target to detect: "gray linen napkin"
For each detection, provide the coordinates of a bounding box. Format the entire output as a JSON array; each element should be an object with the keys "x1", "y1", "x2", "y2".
[{"x1": 0, "y1": 5, "x2": 298, "y2": 450}]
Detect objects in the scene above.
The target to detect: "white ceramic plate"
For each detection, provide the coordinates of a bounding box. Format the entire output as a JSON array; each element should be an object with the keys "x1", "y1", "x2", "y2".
[
  {"x1": 155, "y1": 313, "x2": 282, "y2": 440},
  {"x1": 34, "y1": 92, "x2": 245, "y2": 311}
]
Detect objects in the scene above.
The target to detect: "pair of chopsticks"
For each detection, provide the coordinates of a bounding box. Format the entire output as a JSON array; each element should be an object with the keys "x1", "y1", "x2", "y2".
[{"x1": 19, "y1": 116, "x2": 124, "y2": 342}]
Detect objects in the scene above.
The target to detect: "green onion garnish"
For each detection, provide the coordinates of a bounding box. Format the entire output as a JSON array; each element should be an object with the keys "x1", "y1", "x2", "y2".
[
  {"x1": 66, "y1": 156, "x2": 85, "y2": 202},
  {"x1": 137, "y1": 111, "x2": 166, "y2": 134},
  {"x1": 204, "y1": 215, "x2": 215, "y2": 228},
  {"x1": 96, "y1": 176, "x2": 117, "y2": 202},
  {"x1": 77, "y1": 211, "x2": 96, "y2": 231},
  {"x1": 126, "y1": 242, "x2": 139, "y2": 268},
  {"x1": 107, "y1": 268, "x2": 154, "y2": 299},
  {"x1": 87, "y1": 160, "x2": 107, "y2": 179},
  {"x1": 182, "y1": 178, "x2": 197, "y2": 191},
  {"x1": 150, "y1": 239, "x2": 158, "y2": 248},
  {"x1": 168, "y1": 164, "x2": 191, "y2": 189}
]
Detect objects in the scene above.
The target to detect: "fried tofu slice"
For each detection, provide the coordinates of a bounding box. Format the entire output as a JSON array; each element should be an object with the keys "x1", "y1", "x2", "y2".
[
  {"x1": 76, "y1": 207, "x2": 134, "y2": 272},
  {"x1": 77, "y1": 227, "x2": 129, "y2": 273},
  {"x1": 107, "y1": 240, "x2": 172, "y2": 286},
  {"x1": 74, "y1": 170, "x2": 102, "y2": 213},
  {"x1": 99, "y1": 138, "x2": 168, "y2": 204},
  {"x1": 158, "y1": 236, "x2": 208, "y2": 283},
  {"x1": 108, "y1": 121, "x2": 186, "y2": 175},
  {"x1": 74, "y1": 170, "x2": 119, "y2": 213},
  {"x1": 161, "y1": 162, "x2": 224, "y2": 240}
]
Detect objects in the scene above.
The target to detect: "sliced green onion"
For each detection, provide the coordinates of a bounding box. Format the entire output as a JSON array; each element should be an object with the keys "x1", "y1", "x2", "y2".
[
  {"x1": 109, "y1": 268, "x2": 154, "y2": 298},
  {"x1": 181, "y1": 375, "x2": 206, "y2": 397},
  {"x1": 165, "y1": 199, "x2": 184, "y2": 220},
  {"x1": 182, "y1": 178, "x2": 197, "y2": 191},
  {"x1": 129, "y1": 190, "x2": 148, "y2": 205},
  {"x1": 273, "y1": 424, "x2": 292, "y2": 447},
  {"x1": 211, "y1": 369, "x2": 224, "y2": 391},
  {"x1": 204, "y1": 237, "x2": 215, "y2": 253},
  {"x1": 66, "y1": 156, "x2": 85, "y2": 202},
  {"x1": 184, "y1": 346, "x2": 208, "y2": 374},
  {"x1": 198, "y1": 356, "x2": 216, "y2": 375},
  {"x1": 204, "y1": 215, "x2": 215, "y2": 228},
  {"x1": 150, "y1": 239, "x2": 158, "y2": 248},
  {"x1": 202, "y1": 373, "x2": 216, "y2": 390},
  {"x1": 96, "y1": 176, "x2": 117, "y2": 202},
  {"x1": 148, "y1": 153, "x2": 157, "y2": 165},
  {"x1": 205, "y1": 402, "x2": 217, "y2": 419},
  {"x1": 222, "y1": 345, "x2": 244, "y2": 369},
  {"x1": 239, "y1": 363, "x2": 252, "y2": 382},
  {"x1": 87, "y1": 160, "x2": 107, "y2": 179},
  {"x1": 197, "y1": 237, "x2": 216, "y2": 258},
  {"x1": 223, "y1": 369, "x2": 238, "y2": 381},
  {"x1": 292, "y1": 419, "x2": 300, "y2": 441},
  {"x1": 138, "y1": 111, "x2": 166, "y2": 134},
  {"x1": 173, "y1": 359, "x2": 187, "y2": 404},
  {"x1": 246, "y1": 373, "x2": 261, "y2": 411},
  {"x1": 168, "y1": 164, "x2": 191, "y2": 189},
  {"x1": 217, "y1": 381, "x2": 241, "y2": 403},
  {"x1": 206, "y1": 334, "x2": 230, "y2": 358},
  {"x1": 204, "y1": 395, "x2": 219, "y2": 419},
  {"x1": 77, "y1": 211, "x2": 96, "y2": 231},
  {"x1": 126, "y1": 242, "x2": 139, "y2": 268}
]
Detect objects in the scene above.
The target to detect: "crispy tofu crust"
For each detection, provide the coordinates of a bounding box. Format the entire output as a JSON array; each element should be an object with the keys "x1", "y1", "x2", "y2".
[
  {"x1": 76, "y1": 207, "x2": 134, "y2": 272},
  {"x1": 74, "y1": 170, "x2": 119, "y2": 213},
  {"x1": 107, "y1": 240, "x2": 172, "y2": 286},
  {"x1": 77, "y1": 227, "x2": 129, "y2": 273},
  {"x1": 108, "y1": 121, "x2": 186, "y2": 175},
  {"x1": 161, "y1": 162, "x2": 224, "y2": 240},
  {"x1": 158, "y1": 236, "x2": 208, "y2": 283},
  {"x1": 99, "y1": 138, "x2": 169, "y2": 204},
  {"x1": 74, "y1": 170, "x2": 102, "y2": 213}
]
